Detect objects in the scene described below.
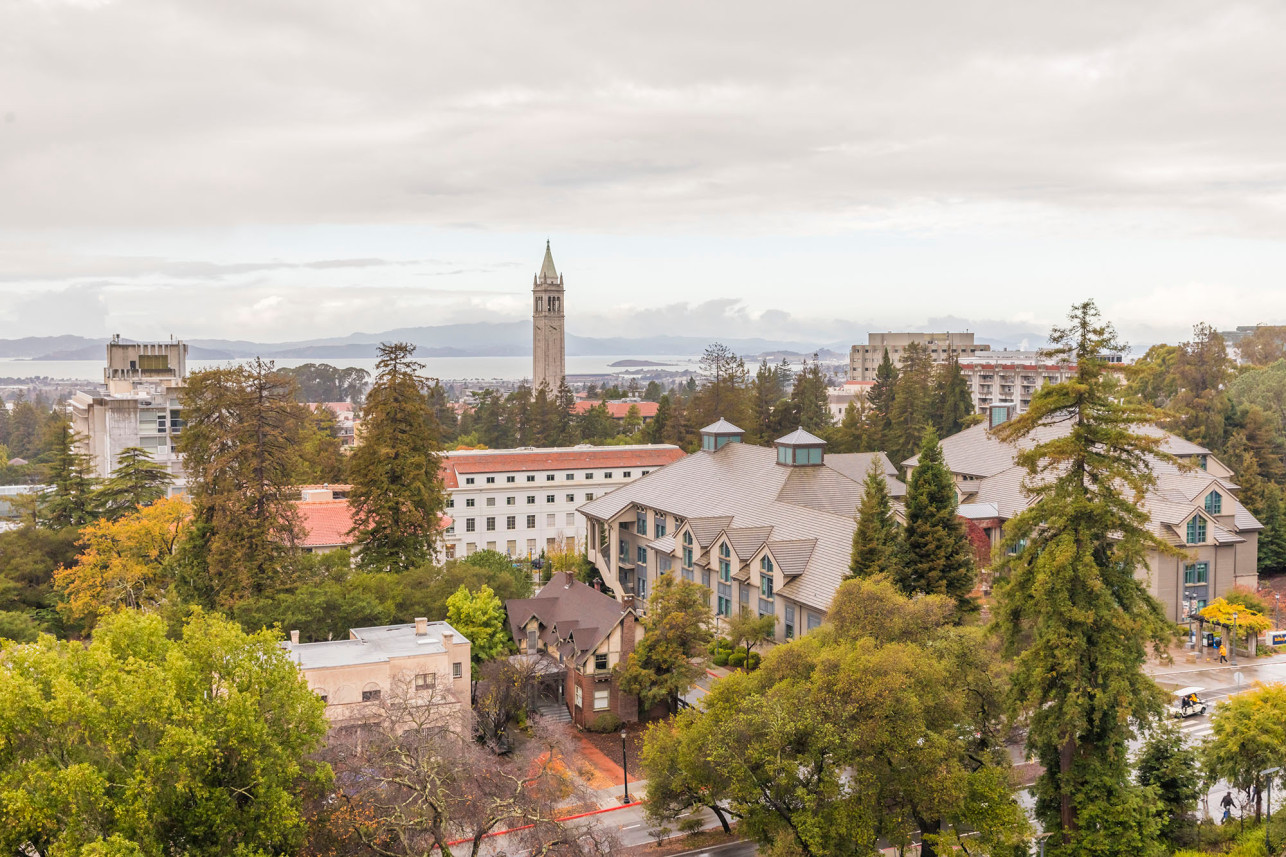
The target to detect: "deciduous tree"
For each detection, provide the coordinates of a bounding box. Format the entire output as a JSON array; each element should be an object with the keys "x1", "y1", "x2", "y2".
[
  {"x1": 445, "y1": 583, "x2": 510, "y2": 669},
  {"x1": 1203, "y1": 683, "x2": 1286, "y2": 822},
  {"x1": 616, "y1": 574, "x2": 712, "y2": 714}
]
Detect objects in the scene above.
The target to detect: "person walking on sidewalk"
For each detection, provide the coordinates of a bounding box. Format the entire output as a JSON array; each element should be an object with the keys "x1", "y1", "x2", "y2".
[{"x1": 1220, "y1": 643, "x2": 1229, "y2": 663}]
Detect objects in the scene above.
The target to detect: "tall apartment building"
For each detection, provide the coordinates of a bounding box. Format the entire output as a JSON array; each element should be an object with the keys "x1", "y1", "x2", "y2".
[
  {"x1": 69, "y1": 337, "x2": 188, "y2": 489},
  {"x1": 441, "y1": 445, "x2": 686, "y2": 560},
  {"x1": 848, "y1": 332, "x2": 990, "y2": 381},
  {"x1": 956, "y1": 351, "x2": 1075, "y2": 415}
]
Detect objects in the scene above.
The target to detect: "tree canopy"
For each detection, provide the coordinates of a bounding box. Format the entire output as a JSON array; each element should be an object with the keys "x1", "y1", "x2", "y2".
[{"x1": 616, "y1": 574, "x2": 712, "y2": 715}]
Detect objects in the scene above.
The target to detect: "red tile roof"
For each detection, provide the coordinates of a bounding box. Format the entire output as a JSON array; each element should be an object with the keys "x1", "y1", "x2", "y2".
[
  {"x1": 297, "y1": 500, "x2": 355, "y2": 548},
  {"x1": 570, "y1": 401, "x2": 660, "y2": 419},
  {"x1": 441, "y1": 445, "x2": 685, "y2": 488}
]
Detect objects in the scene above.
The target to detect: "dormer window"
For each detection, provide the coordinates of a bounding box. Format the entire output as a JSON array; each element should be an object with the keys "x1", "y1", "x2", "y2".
[
  {"x1": 774, "y1": 428, "x2": 827, "y2": 466},
  {"x1": 682, "y1": 531, "x2": 693, "y2": 569},
  {"x1": 719, "y1": 543, "x2": 731, "y2": 582},
  {"x1": 1186, "y1": 515, "x2": 1207, "y2": 545},
  {"x1": 760, "y1": 555, "x2": 774, "y2": 574},
  {"x1": 1205, "y1": 491, "x2": 1223, "y2": 515},
  {"x1": 699, "y1": 419, "x2": 744, "y2": 452},
  {"x1": 1197, "y1": 454, "x2": 1208, "y2": 471}
]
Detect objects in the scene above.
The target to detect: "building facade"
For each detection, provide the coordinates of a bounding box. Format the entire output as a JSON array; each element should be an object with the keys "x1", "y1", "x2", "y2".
[
  {"x1": 532, "y1": 241, "x2": 566, "y2": 393},
  {"x1": 848, "y1": 332, "x2": 990, "y2": 381},
  {"x1": 904, "y1": 417, "x2": 1260, "y2": 623},
  {"x1": 441, "y1": 445, "x2": 687, "y2": 560},
  {"x1": 507, "y1": 571, "x2": 643, "y2": 729},
  {"x1": 956, "y1": 351, "x2": 1076, "y2": 415},
  {"x1": 579, "y1": 422, "x2": 906, "y2": 641},
  {"x1": 69, "y1": 337, "x2": 189, "y2": 488},
  {"x1": 283, "y1": 618, "x2": 472, "y2": 728}
]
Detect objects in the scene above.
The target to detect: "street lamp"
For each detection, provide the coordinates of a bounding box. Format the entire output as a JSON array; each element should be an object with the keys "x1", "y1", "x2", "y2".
[
  {"x1": 1233, "y1": 612, "x2": 1239, "y2": 666},
  {"x1": 621, "y1": 729, "x2": 631, "y2": 804}
]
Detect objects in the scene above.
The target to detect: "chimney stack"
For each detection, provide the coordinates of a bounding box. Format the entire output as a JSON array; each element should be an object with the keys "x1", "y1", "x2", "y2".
[
  {"x1": 443, "y1": 631, "x2": 454, "y2": 648},
  {"x1": 290, "y1": 629, "x2": 300, "y2": 645},
  {"x1": 415, "y1": 617, "x2": 428, "y2": 636}
]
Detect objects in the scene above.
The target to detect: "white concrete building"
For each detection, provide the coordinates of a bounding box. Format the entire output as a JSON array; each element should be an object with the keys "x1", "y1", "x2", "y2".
[
  {"x1": 69, "y1": 337, "x2": 188, "y2": 489},
  {"x1": 441, "y1": 445, "x2": 686, "y2": 560},
  {"x1": 849, "y1": 331, "x2": 990, "y2": 382}
]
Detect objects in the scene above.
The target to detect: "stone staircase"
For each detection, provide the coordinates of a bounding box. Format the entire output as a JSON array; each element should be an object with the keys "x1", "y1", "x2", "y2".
[{"x1": 535, "y1": 700, "x2": 572, "y2": 724}]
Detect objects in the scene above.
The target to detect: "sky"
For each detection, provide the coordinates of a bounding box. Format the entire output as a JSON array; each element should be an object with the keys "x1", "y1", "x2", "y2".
[{"x1": 3, "y1": 0, "x2": 1286, "y2": 352}]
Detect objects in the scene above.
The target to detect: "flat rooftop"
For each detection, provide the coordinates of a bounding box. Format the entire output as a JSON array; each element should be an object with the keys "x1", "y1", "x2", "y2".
[{"x1": 283, "y1": 620, "x2": 469, "y2": 670}]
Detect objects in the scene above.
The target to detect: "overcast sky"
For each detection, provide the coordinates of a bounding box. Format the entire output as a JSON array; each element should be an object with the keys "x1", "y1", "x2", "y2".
[{"x1": 3, "y1": 0, "x2": 1285, "y2": 350}]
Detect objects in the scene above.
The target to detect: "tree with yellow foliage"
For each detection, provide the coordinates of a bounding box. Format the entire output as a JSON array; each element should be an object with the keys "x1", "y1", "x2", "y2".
[
  {"x1": 54, "y1": 496, "x2": 191, "y2": 626},
  {"x1": 1199, "y1": 596, "x2": 1273, "y2": 636}
]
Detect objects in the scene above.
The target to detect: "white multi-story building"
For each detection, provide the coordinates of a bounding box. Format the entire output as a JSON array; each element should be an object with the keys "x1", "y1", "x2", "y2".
[
  {"x1": 957, "y1": 351, "x2": 1075, "y2": 415},
  {"x1": 849, "y1": 331, "x2": 990, "y2": 382},
  {"x1": 69, "y1": 337, "x2": 188, "y2": 490},
  {"x1": 441, "y1": 445, "x2": 686, "y2": 560}
]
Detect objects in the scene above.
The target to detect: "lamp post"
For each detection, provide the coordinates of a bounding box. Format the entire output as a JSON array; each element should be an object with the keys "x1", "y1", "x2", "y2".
[
  {"x1": 1232, "y1": 612, "x2": 1239, "y2": 666},
  {"x1": 621, "y1": 729, "x2": 630, "y2": 804}
]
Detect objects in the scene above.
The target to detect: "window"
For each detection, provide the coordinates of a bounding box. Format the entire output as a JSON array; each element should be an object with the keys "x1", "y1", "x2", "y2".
[
  {"x1": 546, "y1": 474, "x2": 556, "y2": 481},
  {"x1": 623, "y1": 471, "x2": 632, "y2": 477},
  {"x1": 1186, "y1": 516, "x2": 1207, "y2": 544},
  {"x1": 739, "y1": 585, "x2": 750, "y2": 607},
  {"x1": 506, "y1": 475, "x2": 516, "y2": 483},
  {"x1": 566, "y1": 473, "x2": 575, "y2": 481},
  {"x1": 486, "y1": 476, "x2": 495, "y2": 484},
  {"x1": 526, "y1": 475, "x2": 536, "y2": 482},
  {"x1": 362, "y1": 688, "x2": 381, "y2": 701},
  {"x1": 636, "y1": 511, "x2": 648, "y2": 535},
  {"x1": 719, "y1": 543, "x2": 731, "y2": 582},
  {"x1": 784, "y1": 604, "x2": 795, "y2": 639},
  {"x1": 415, "y1": 673, "x2": 432, "y2": 690},
  {"x1": 1197, "y1": 454, "x2": 1208, "y2": 470},
  {"x1": 594, "y1": 653, "x2": 609, "y2": 671},
  {"x1": 526, "y1": 515, "x2": 536, "y2": 528},
  {"x1": 465, "y1": 477, "x2": 475, "y2": 485},
  {"x1": 701, "y1": 568, "x2": 711, "y2": 588},
  {"x1": 604, "y1": 472, "x2": 613, "y2": 478},
  {"x1": 637, "y1": 546, "x2": 647, "y2": 565},
  {"x1": 445, "y1": 523, "x2": 455, "y2": 534},
  {"x1": 760, "y1": 575, "x2": 774, "y2": 599},
  {"x1": 655, "y1": 515, "x2": 666, "y2": 537},
  {"x1": 485, "y1": 497, "x2": 495, "y2": 507},
  {"x1": 659, "y1": 555, "x2": 673, "y2": 573},
  {"x1": 465, "y1": 498, "x2": 476, "y2": 507},
  {"x1": 593, "y1": 689, "x2": 610, "y2": 711},
  {"x1": 682, "y1": 567, "x2": 694, "y2": 582},
  {"x1": 717, "y1": 583, "x2": 732, "y2": 616},
  {"x1": 546, "y1": 494, "x2": 555, "y2": 503},
  {"x1": 506, "y1": 516, "x2": 516, "y2": 530},
  {"x1": 466, "y1": 519, "x2": 476, "y2": 532},
  {"x1": 760, "y1": 555, "x2": 774, "y2": 574},
  {"x1": 546, "y1": 514, "x2": 555, "y2": 526},
  {"x1": 586, "y1": 493, "x2": 595, "y2": 501},
  {"x1": 566, "y1": 512, "x2": 575, "y2": 525},
  {"x1": 1205, "y1": 491, "x2": 1223, "y2": 514},
  {"x1": 585, "y1": 472, "x2": 594, "y2": 479},
  {"x1": 506, "y1": 496, "x2": 515, "y2": 505},
  {"x1": 759, "y1": 599, "x2": 774, "y2": 619},
  {"x1": 642, "y1": 470, "x2": 650, "y2": 476},
  {"x1": 486, "y1": 517, "x2": 496, "y2": 531},
  {"x1": 566, "y1": 493, "x2": 575, "y2": 502},
  {"x1": 1184, "y1": 562, "x2": 1209, "y2": 585},
  {"x1": 450, "y1": 661, "x2": 461, "y2": 679},
  {"x1": 527, "y1": 495, "x2": 536, "y2": 504},
  {"x1": 446, "y1": 498, "x2": 454, "y2": 508},
  {"x1": 575, "y1": 686, "x2": 583, "y2": 708},
  {"x1": 806, "y1": 613, "x2": 822, "y2": 632}
]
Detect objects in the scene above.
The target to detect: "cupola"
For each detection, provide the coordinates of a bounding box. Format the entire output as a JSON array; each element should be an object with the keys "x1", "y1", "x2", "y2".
[
  {"x1": 699, "y1": 418, "x2": 744, "y2": 452},
  {"x1": 774, "y1": 428, "x2": 826, "y2": 466}
]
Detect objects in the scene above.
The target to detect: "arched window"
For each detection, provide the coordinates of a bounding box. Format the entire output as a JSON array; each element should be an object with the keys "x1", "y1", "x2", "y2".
[
  {"x1": 1186, "y1": 516, "x2": 1207, "y2": 545},
  {"x1": 1205, "y1": 491, "x2": 1223, "y2": 515},
  {"x1": 682, "y1": 531, "x2": 693, "y2": 569},
  {"x1": 718, "y1": 543, "x2": 731, "y2": 583}
]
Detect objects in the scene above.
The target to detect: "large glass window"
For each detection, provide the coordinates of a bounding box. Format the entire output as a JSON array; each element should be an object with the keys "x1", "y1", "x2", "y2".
[
  {"x1": 1184, "y1": 562, "x2": 1209, "y2": 585},
  {"x1": 682, "y1": 531, "x2": 693, "y2": 569},
  {"x1": 636, "y1": 511, "x2": 648, "y2": 536},
  {"x1": 655, "y1": 514, "x2": 666, "y2": 537},
  {"x1": 719, "y1": 543, "x2": 731, "y2": 582},
  {"x1": 1205, "y1": 491, "x2": 1223, "y2": 514},
  {"x1": 760, "y1": 575, "x2": 774, "y2": 599},
  {"x1": 1186, "y1": 516, "x2": 1207, "y2": 544},
  {"x1": 784, "y1": 604, "x2": 795, "y2": 639},
  {"x1": 717, "y1": 583, "x2": 732, "y2": 616}
]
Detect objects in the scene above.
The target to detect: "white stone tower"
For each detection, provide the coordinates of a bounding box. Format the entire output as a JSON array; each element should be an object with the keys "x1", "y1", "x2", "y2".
[{"x1": 532, "y1": 240, "x2": 566, "y2": 392}]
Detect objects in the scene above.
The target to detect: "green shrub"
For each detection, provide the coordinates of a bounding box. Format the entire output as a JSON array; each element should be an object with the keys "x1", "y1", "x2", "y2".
[
  {"x1": 713, "y1": 652, "x2": 729, "y2": 667},
  {"x1": 746, "y1": 651, "x2": 761, "y2": 671},
  {"x1": 588, "y1": 712, "x2": 623, "y2": 733},
  {"x1": 728, "y1": 651, "x2": 746, "y2": 668}
]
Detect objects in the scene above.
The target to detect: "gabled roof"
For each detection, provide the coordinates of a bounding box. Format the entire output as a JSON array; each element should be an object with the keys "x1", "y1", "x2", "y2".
[
  {"x1": 687, "y1": 516, "x2": 735, "y2": 550},
  {"x1": 723, "y1": 526, "x2": 774, "y2": 561},
  {"x1": 297, "y1": 499, "x2": 355, "y2": 548},
  {"x1": 505, "y1": 571, "x2": 632, "y2": 669},
  {"x1": 766, "y1": 539, "x2": 817, "y2": 577}
]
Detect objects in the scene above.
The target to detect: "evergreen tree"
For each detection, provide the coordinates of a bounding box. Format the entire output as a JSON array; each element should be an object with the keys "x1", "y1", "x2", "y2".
[
  {"x1": 553, "y1": 380, "x2": 578, "y2": 445},
  {"x1": 7, "y1": 395, "x2": 43, "y2": 460},
  {"x1": 348, "y1": 342, "x2": 445, "y2": 573},
  {"x1": 900, "y1": 428, "x2": 975, "y2": 611},
  {"x1": 932, "y1": 356, "x2": 974, "y2": 438},
  {"x1": 849, "y1": 456, "x2": 902, "y2": 578},
  {"x1": 692, "y1": 343, "x2": 749, "y2": 429},
  {"x1": 790, "y1": 355, "x2": 832, "y2": 434},
  {"x1": 1256, "y1": 486, "x2": 1286, "y2": 574},
  {"x1": 1169, "y1": 322, "x2": 1234, "y2": 450},
  {"x1": 296, "y1": 406, "x2": 348, "y2": 485},
  {"x1": 748, "y1": 358, "x2": 783, "y2": 445},
  {"x1": 645, "y1": 395, "x2": 672, "y2": 444},
  {"x1": 888, "y1": 342, "x2": 934, "y2": 463},
  {"x1": 829, "y1": 399, "x2": 873, "y2": 453},
  {"x1": 993, "y1": 300, "x2": 1175, "y2": 854},
  {"x1": 38, "y1": 419, "x2": 99, "y2": 529},
  {"x1": 178, "y1": 359, "x2": 305, "y2": 605},
  {"x1": 0, "y1": 399, "x2": 9, "y2": 448},
  {"x1": 643, "y1": 380, "x2": 663, "y2": 402},
  {"x1": 96, "y1": 446, "x2": 173, "y2": 519},
  {"x1": 424, "y1": 380, "x2": 458, "y2": 444},
  {"x1": 866, "y1": 348, "x2": 899, "y2": 451}
]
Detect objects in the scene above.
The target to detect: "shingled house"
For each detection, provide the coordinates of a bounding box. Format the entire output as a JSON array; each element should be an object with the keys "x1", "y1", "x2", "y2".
[{"x1": 506, "y1": 571, "x2": 643, "y2": 728}]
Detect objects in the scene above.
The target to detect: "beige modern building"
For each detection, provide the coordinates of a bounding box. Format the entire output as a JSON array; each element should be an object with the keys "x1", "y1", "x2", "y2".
[
  {"x1": 283, "y1": 618, "x2": 472, "y2": 728},
  {"x1": 69, "y1": 337, "x2": 189, "y2": 488},
  {"x1": 532, "y1": 241, "x2": 565, "y2": 393},
  {"x1": 441, "y1": 444, "x2": 686, "y2": 560},
  {"x1": 579, "y1": 421, "x2": 905, "y2": 640},
  {"x1": 848, "y1": 332, "x2": 990, "y2": 381},
  {"x1": 904, "y1": 416, "x2": 1260, "y2": 623}
]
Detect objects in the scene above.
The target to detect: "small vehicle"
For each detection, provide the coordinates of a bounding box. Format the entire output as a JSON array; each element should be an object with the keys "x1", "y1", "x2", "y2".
[{"x1": 1172, "y1": 686, "x2": 1208, "y2": 718}]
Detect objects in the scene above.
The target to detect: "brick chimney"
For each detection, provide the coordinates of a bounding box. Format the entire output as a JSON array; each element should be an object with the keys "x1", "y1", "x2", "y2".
[
  {"x1": 415, "y1": 617, "x2": 428, "y2": 636},
  {"x1": 290, "y1": 629, "x2": 300, "y2": 645},
  {"x1": 443, "y1": 630, "x2": 454, "y2": 648}
]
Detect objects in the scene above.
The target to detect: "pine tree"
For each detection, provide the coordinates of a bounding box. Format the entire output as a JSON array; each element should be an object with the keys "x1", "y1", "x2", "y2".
[
  {"x1": 554, "y1": 380, "x2": 578, "y2": 446},
  {"x1": 39, "y1": 418, "x2": 99, "y2": 529},
  {"x1": 0, "y1": 399, "x2": 10, "y2": 448},
  {"x1": 296, "y1": 407, "x2": 348, "y2": 485},
  {"x1": 849, "y1": 457, "x2": 902, "y2": 578},
  {"x1": 692, "y1": 343, "x2": 749, "y2": 429},
  {"x1": 790, "y1": 355, "x2": 832, "y2": 434},
  {"x1": 748, "y1": 358, "x2": 782, "y2": 445},
  {"x1": 348, "y1": 342, "x2": 445, "y2": 573},
  {"x1": 96, "y1": 446, "x2": 173, "y2": 519},
  {"x1": 888, "y1": 342, "x2": 934, "y2": 463},
  {"x1": 899, "y1": 428, "x2": 975, "y2": 611},
  {"x1": 932, "y1": 356, "x2": 974, "y2": 438},
  {"x1": 866, "y1": 348, "x2": 899, "y2": 451},
  {"x1": 646, "y1": 395, "x2": 672, "y2": 444},
  {"x1": 993, "y1": 300, "x2": 1176, "y2": 854}
]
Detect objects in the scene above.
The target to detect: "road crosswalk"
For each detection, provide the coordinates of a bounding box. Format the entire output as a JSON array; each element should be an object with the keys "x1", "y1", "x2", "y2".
[{"x1": 1177, "y1": 715, "x2": 1214, "y2": 743}]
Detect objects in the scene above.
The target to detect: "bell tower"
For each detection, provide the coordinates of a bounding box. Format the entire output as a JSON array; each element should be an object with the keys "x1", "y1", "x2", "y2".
[{"x1": 532, "y1": 240, "x2": 566, "y2": 393}]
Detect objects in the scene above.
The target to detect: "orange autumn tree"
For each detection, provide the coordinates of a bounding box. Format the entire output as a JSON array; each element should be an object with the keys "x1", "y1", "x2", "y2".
[{"x1": 55, "y1": 495, "x2": 192, "y2": 625}]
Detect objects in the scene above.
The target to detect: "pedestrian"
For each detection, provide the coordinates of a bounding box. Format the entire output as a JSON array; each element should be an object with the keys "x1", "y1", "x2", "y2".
[
  {"x1": 1220, "y1": 643, "x2": 1229, "y2": 664},
  {"x1": 1222, "y1": 791, "x2": 1235, "y2": 822}
]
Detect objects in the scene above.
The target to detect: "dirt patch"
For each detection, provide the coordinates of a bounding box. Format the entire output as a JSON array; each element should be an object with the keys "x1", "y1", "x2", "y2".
[{"x1": 578, "y1": 720, "x2": 651, "y2": 786}]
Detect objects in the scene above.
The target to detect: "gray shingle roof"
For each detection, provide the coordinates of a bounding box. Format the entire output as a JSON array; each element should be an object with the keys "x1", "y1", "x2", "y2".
[
  {"x1": 506, "y1": 571, "x2": 631, "y2": 669},
  {"x1": 700, "y1": 418, "x2": 744, "y2": 435},
  {"x1": 775, "y1": 428, "x2": 827, "y2": 446}
]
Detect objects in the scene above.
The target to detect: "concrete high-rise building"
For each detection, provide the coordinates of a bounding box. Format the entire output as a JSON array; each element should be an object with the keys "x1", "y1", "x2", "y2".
[
  {"x1": 532, "y1": 241, "x2": 565, "y2": 392},
  {"x1": 848, "y1": 332, "x2": 990, "y2": 381}
]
